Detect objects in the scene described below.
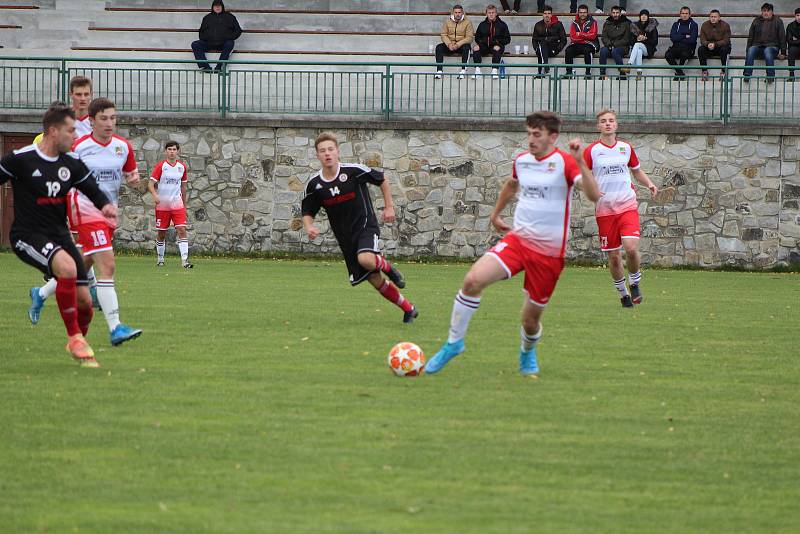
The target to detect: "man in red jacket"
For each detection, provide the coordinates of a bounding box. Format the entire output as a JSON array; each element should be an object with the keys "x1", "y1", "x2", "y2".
[{"x1": 564, "y1": 4, "x2": 600, "y2": 77}]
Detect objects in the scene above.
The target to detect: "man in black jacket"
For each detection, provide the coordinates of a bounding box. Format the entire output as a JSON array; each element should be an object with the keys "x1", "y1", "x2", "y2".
[
  {"x1": 787, "y1": 8, "x2": 800, "y2": 80},
  {"x1": 532, "y1": 6, "x2": 567, "y2": 75},
  {"x1": 191, "y1": 0, "x2": 243, "y2": 72},
  {"x1": 472, "y1": 4, "x2": 511, "y2": 79}
]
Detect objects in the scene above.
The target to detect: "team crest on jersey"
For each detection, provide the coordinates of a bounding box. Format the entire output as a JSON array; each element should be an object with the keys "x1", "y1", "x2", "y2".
[
  {"x1": 547, "y1": 162, "x2": 556, "y2": 172},
  {"x1": 619, "y1": 146, "x2": 627, "y2": 154},
  {"x1": 57, "y1": 167, "x2": 71, "y2": 182},
  {"x1": 115, "y1": 146, "x2": 124, "y2": 156},
  {"x1": 338, "y1": 173, "x2": 348, "y2": 182}
]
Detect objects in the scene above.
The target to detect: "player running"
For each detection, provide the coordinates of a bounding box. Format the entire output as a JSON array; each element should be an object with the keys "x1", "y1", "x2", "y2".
[
  {"x1": 69, "y1": 97, "x2": 143, "y2": 346},
  {"x1": 426, "y1": 111, "x2": 601, "y2": 377},
  {"x1": 1, "y1": 103, "x2": 115, "y2": 368},
  {"x1": 301, "y1": 132, "x2": 418, "y2": 323},
  {"x1": 584, "y1": 108, "x2": 658, "y2": 307},
  {"x1": 148, "y1": 141, "x2": 193, "y2": 268}
]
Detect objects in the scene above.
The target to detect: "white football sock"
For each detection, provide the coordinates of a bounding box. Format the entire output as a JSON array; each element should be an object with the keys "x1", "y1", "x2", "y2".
[
  {"x1": 96, "y1": 279, "x2": 121, "y2": 331},
  {"x1": 447, "y1": 290, "x2": 481, "y2": 343},
  {"x1": 86, "y1": 266, "x2": 97, "y2": 288},
  {"x1": 156, "y1": 241, "x2": 165, "y2": 261},
  {"x1": 178, "y1": 238, "x2": 189, "y2": 263},
  {"x1": 613, "y1": 277, "x2": 629, "y2": 297},
  {"x1": 628, "y1": 271, "x2": 642, "y2": 287},
  {"x1": 39, "y1": 277, "x2": 58, "y2": 300},
  {"x1": 521, "y1": 324, "x2": 542, "y2": 351}
]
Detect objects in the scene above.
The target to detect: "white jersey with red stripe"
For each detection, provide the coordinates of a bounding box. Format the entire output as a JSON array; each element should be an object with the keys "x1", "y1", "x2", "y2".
[
  {"x1": 511, "y1": 148, "x2": 582, "y2": 258},
  {"x1": 584, "y1": 139, "x2": 641, "y2": 217},
  {"x1": 69, "y1": 133, "x2": 137, "y2": 227},
  {"x1": 151, "y1": 159, "x2": 188, "y2": 210},
  {"x1": 74, "y1": 115, "x2": 92, "y2": 138}
]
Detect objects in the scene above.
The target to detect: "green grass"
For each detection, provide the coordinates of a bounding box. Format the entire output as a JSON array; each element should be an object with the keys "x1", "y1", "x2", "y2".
[{"x1": 0, "y1": 253, "x2": 798, "y2": 533}]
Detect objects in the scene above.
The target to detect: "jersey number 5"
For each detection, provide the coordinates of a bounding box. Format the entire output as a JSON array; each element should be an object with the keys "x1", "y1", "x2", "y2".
[
  {"x1": 91, "y1": 230, "x2": 108, "y2": 247},
  {"x1": 46, "y1": 181, "x2": 61, "y2": 197}
]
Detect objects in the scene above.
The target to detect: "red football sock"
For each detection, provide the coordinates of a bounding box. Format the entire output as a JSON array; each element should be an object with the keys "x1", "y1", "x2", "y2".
[
  {"x1": 374, "y1": 254, "x2": 393, "y2": 275},
  {"x1": 55, "y1": 277, "x2": 81, "y2": 337},
  {"x1": 377, "y1": 281, "x2": 413, "y2": 313},
  {"x1": 78, "y1": 304, "x2": 93, "y2": 337}
]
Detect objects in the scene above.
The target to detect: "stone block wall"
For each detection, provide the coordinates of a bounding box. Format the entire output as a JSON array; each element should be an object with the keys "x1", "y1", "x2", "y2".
[{"x1": 6, "y1": 115, "x2": 797, "y2": 268}]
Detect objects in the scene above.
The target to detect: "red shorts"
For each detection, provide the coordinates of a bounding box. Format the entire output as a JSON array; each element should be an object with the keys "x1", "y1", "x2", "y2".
[
  {"x1": 75, "y1": 221, "x2": 115, "y2": 256},
  {"x1": 155, "y1": 208, "x2": 188, "y2": 230},
  {"x1": 485, "y1": 232, "x2": 565, "y2": 307},
  {"x1": 596, "y1": 209, "x2": 640, "y2": 251}
]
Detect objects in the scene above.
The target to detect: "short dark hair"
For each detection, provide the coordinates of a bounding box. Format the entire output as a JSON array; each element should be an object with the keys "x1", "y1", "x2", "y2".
[
  {"x1": 165, "y1": 141, "x2": 180, "y2": 150},
  {"x1": 709, "y1": 9, "x2": 720, "y2": 15},
  {"x1": 611, "y1": 5, "x2": 622, "y2": 11},
  {"x1": 69, "y1": 75, "x2": 92, "y2": 93},
  {"x1": 453, "y1": 4, "x2": 463, "y2": 10},
  {"x1": 542, "y1": 5, "x2": 553, "y2": 12},
  {"x1": 795, "y1": 7, "x2": 800, "y2": 14},
  {"x1": 761, "y1": 3, "x2": 773, "y2": 11},
  {"x1": 526, "y1": 111, "x2": 561, "y2": 134},
  {"x1": 680, "y1": 6, "x2": 691, "y2": 12},
  {"x1": 42, "y1": 101, "x2": 76, "y2": 133},
  {"x1": 88, "y1": 97, "x2": 115, "y2": 118},
  {"x1": 578, "y1": 4, "x2": 589, "y2": 11}
]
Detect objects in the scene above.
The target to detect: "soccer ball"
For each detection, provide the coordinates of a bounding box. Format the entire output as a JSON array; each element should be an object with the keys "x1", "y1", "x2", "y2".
[{"x1": 387, "y1": 342, "x2": 425, "y2": 377}]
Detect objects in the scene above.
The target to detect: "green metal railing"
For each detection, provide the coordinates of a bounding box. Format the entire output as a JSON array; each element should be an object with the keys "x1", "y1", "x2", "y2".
[{"x1": 0, "y1": 57, "x2": 798, "y2": 124}]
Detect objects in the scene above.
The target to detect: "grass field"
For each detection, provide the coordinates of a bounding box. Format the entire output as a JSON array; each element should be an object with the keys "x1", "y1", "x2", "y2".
[{"x1": 0, "y1": 252, "x2": 798, "y2": 533}]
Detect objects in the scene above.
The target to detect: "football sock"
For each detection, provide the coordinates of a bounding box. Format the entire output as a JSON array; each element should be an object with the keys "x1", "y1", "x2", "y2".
[
  {"x1": 521, "y1": 324, "x2": 543, "y2": 351},
  {"x1": 78, "y1": 303, "x2": 93, "y2": 337},
  {"x1": 628, "y1": 271, "x2": 642, "y2": 287},
  {"x1": 55, "y1": 277, "x2": 80, "y2": 337},
  {"x1": 40, "y1": 277, "x2": 58, "y2": 300},
  {"x1": 96, "y1": 279, "x2": 121, "y2": 331},
  {"x1": 178, "y1": 239, "x2": 189, "y2": 263},
  {"x1": 156, "y1": 241, "x2": 165, "y2": 261},
  {"x1": 613, "y1": 277, "x2": 629, "y2": 297},
  {"x1": 448, "y1": 290, "x2": 481, "y2": 343},
  {"x1": 377, "y1": 281, "x2": 413, "y2": 312},
  {"x1": 87, "y1": 266, "x2": 97, "y2": 288},
  {"x1": 374, "y1": 254, "x2": 393, "y2": 274}
]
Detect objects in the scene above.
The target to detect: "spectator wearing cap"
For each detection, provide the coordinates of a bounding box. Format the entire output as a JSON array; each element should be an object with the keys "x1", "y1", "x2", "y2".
[
  {"x1": 627, "y1": 9, "x2": 658, "y2": 79},
  {"x1": 191, "y1": 0, "x2": 242, "y2": 72},
  {"x1": 785, "y1": 8, "x2": 800, "y2": 81},
  {"x1": 743, "y1": 2, "x2": 786, "y2": 82},
  {"x1": 698, "y1": 10, "x2": 732, "y2": 81}
]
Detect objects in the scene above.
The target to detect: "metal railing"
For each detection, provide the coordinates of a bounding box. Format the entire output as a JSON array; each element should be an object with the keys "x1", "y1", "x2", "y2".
[{"x1": 0, "y1": 56, "x2": 798, "y2": 123}]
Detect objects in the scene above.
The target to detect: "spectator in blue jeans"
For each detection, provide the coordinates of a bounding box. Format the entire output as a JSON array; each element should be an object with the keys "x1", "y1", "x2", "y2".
[
  {"x1": 599, "y1": 6, "x2": 632, "y2": 78},
  {"x1": 192, "y1": 0, "x2": 242, "y2": 73},
  {"x1": 743, "y1": 3, "x2": 786, "y2": 82}
]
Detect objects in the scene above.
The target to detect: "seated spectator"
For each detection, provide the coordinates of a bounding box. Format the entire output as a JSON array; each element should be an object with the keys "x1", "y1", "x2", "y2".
[
  {"x1": 435, "y1": 4, "x2": 475, "y2": 79},
  {"x1": 473, "y1": 4, "x2": 511, "y2": 79},
  {"x1": 532, "y1": 6, "x2": 567, "y2": 76},
  {"x1": 744, "y1": 3, "x2": 786, "y2": 83},
  {"x1": 598, "y1": 6, "x2": 632, "y2": 79},
  {"x1": 698, "y1": 10, "x2": 731, "y2": 81},
  {"x1": 627, "y1": 9, "x2": 658, "y2": 79},
  {"x1": 191, "y1": 0, "x2": 242, "y2": 73},
  {"x1": 594, "y1": 0, "x2": 626, "y2": 16},
  {"x1": 499, "y1": 0, "x2": 535, "y2": 14},
  {"x1": 665, "y1": 6, "x2": 698, "y2": 80},
  {"x1": 788, "y1": 8, "x2": 800, "y2": 81},
  {"x1": 564, "y1": 5, "x2": 599, "y2": 77}
]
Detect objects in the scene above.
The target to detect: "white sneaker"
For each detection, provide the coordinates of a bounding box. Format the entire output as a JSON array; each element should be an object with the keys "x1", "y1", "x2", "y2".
[
  {"x1": 595, "y1": 8, "x2": 603, "y2": 13},
  {"x1": 435, "y1": 71, "x2": 442, "y2": 79},
  {"x1": 473, "y1": 66, "x2": 482, "y2": 79},
  {"x1": 458, "y1": 68, "x2": 466, "y2": 79},
  {"x1": 492, "y1": 68, "x2": 499, "y2": 79},
  {"x1": 621, "y1": 9, "x2": 626, "y2": 14}
]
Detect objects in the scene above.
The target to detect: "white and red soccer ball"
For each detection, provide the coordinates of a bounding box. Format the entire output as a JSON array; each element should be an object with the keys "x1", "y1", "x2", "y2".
[{"x1": 387, "y1": 342, "x2": 425, "y2": 377}]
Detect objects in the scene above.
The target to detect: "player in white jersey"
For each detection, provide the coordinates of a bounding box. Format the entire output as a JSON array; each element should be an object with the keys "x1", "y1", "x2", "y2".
[
  {"x1": 584, "y1": 108, "x2": 658, "y2": 307},
  {"x1": 69, "y1": 97, "x2": 143, "y2": 346},
  {"x1": 147, "y1": 141, "x2": 193, "y2": 268},
  {"x1": 426, "y1": 111, "x2": 602, "y2": 377}
]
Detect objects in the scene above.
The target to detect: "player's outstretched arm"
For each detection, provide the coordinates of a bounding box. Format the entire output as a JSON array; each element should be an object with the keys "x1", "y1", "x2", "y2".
[
  {"x1": 302, "y1": 215, "x2": 320, "y2": 241},
  {"x1": 568, "y1": 138, "x2": 602, "y2": 202},
  {"x1": 490, "y1": 178, "x2": 519, "y2": 233},
  {"x1": 633, "y1": 168, "x2": 659, "y2": 197},
  {"x1": 379, "y1": 179, "x2": 395, "y2": 223}
]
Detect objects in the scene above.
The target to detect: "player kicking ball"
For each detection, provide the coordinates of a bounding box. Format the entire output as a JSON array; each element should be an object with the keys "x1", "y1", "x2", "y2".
[
  {"x1": 1, "y1": 103, "x2": 116, "y2": 367},
  {"x1": 148, "y1": 141, "x2": 193, "y2": 268},
  {"x1": 426, "y1": 111, "x2": 601, "y2": 377},
  {"x1": 584, "y1": 108, "x2": 658, "y2": 307},
  {"x1": 301, "y1": 132, "x2": 418, "y2": 323}
]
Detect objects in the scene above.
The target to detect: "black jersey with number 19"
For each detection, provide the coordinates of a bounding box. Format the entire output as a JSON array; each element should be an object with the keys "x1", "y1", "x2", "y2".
[
  {"x1": 0, "y1": 144, "x2": 109, "y2": 237},
  {"x1": 301, "y1": 163, "x2": 384, "y2": 244}
]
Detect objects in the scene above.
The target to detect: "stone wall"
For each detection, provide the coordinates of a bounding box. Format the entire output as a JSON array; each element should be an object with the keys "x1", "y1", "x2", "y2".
[{"x1": 2, "y1": 115, "x2": 799, "y2": 267}]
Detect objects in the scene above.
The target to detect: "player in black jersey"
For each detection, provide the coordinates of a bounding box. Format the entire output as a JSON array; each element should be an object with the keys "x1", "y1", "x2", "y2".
[
  {"x1": 302, "y1": 132, "x2": 418, "y2": 323},
  {"x1": 0, "y1": 103, "x2": 116, "y2": 368}
]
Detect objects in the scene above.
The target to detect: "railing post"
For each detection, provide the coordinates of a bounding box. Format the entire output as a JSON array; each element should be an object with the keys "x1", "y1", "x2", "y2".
[
  {"x1": 59, "y1": 59, "x2": 68, "y2": 102},
  {"x1": 550, "y1": 65, "x2": 559, "y2": 114},
  {"x1": 721, "y1": 65, "x2": 730, "y2": 125},
  {"x1": 382, "y1": 64, "x2": 392, "y2": 120},
  {"x1": 219, "y1": 63, "x2": 228, "y2": 118}
]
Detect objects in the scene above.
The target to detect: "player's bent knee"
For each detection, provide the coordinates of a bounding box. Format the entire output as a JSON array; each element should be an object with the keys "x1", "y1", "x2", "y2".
[
  {"x1": 50, "y1": 251, "x2": 77, "y2": 279},
  {"x1": 462, "y1": 272, "x2": 487, "y2": 296},
  {"x1": 357, "y1": 252, "x2": 377, "y2": 271}
]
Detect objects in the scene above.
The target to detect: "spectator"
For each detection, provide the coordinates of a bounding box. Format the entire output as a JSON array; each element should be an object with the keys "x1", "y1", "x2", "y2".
[
  {"x1": 473, "y1": 4, "x2": 512, "y2": 79},
  {"x1": 594, "y1": 0, "x2": 626, "y2": 16},
  {"x1": 564, "y1": 4, "x2": 599, "y2": 78},
  {"x1": 788, "y1": 8, "x2": 800, "y2": 81},
  {"x1": 627, "y1": 9, "x2": 658, "y2": 79},
  {"x1": 598, "y1": 6, "x2": 632, "y2": 79},
  {"x1": 499, "y1": 0, "x2": 535, "y2": 14},
  {"x1": 191, "y1": 0, "x2": 242, "y2": 73},
  {"x1": 665, "y1": 6, "x2": 698, "y2": 80},
  {"x1": 532, "y1": 6, "x2": 567, "y2": 76},
  {"x1": 436, "y1": 4, "x2": 475, "y2": 79},
  {"x1": 743, "y1": 3, "x2": 786, "y2": 83},
  {"x1": 698, "y1": 10, "x2": 732, "y2": 81}
]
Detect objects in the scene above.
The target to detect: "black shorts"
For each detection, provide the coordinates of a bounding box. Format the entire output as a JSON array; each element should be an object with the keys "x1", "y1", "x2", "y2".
[
  {"x1": 339, "y1": 226, "x2": 381, "y2": 286},
  {"x1": 11, "y1": 231, "x2": 89, "y2": 285}
]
